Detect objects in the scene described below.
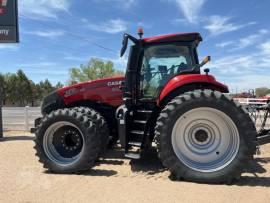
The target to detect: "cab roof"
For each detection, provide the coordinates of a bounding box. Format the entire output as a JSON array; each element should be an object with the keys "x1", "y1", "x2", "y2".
[{"x1": 142, "y1": 32, "x2": 202, "y2": 44}]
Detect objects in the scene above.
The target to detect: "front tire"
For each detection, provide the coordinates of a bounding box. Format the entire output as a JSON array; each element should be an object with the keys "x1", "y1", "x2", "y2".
[
  {"x1": 155, "y1": 90, "x2": 257, "y2": 183},
  {"x1": 34, "y1": 108, "x2": 101, "y2": 173},
  {"x1": 72, "y1": 107, "x2": 109, "y2": 153}
]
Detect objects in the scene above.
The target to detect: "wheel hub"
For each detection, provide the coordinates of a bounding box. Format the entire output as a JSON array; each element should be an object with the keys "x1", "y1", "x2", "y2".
[
  {"x1": 61, "y1": 130, "x2": 81, "y2": 151},
  {"x1": 194, "y1": 129, "x2": 209, "y2": 143}
]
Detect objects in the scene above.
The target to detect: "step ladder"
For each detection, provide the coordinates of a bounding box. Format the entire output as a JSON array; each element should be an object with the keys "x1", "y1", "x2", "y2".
[{"x1": 124, "y1": 109, "x2": 153, "y2": 159}]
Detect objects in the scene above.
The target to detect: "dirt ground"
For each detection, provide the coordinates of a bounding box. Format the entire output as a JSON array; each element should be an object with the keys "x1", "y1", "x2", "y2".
[{"x1": 0, "y1": 131, "x2": 270, "y2": 203}]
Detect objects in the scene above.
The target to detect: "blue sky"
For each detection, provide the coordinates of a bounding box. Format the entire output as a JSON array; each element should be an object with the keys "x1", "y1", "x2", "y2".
[{"x1": 0, "y1": 0, "x2": 270, "y2": 92}]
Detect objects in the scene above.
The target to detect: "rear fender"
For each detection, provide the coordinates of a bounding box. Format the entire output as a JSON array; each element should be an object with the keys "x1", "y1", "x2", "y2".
[{"x1": 158, "y1": 74, "x2": 228, "y2": 106}]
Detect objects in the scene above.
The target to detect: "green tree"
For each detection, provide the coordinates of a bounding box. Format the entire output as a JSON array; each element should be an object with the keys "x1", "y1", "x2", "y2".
[
  {"x1": 255, "y1": 87, "x2": 269, "y2": 97},
  {"x1": 30, "y1": 81, "x2": 43, "y2": 106},
  {"x1": 39, "y1": 79, "x2": 54, "y2": 97},
  {"x1": 17, "y1": 69, "x2": 32, "y2": 105},
  {"x1": 55, "y1": 82, "x2": 64, "y2": 89},
  {"x1": 5, "y1": 73, "x2": 20, "y2": 105},
  {"x1": 0, "y1": 71, "x2": 65, "y2": 106},
  {"x1": 69, "y1": 58, "x2": 125, "y2": 84}
]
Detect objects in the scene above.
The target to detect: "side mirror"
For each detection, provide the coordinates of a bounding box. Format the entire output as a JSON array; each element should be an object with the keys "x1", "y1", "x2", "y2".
[
  {"x1": 200, "y1": 56, "x2": 211, "y2": 67},
  {"x1": 120, "y1": 34, "x2": 128, "y2": 57}
]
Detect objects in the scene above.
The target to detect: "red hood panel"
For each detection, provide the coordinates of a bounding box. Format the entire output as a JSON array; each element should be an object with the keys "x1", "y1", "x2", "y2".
[{"x1": 57, "y1": 77, "x2": 125, "y2": 107}]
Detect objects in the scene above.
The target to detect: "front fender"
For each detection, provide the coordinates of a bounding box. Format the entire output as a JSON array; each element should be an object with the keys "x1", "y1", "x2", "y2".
[{"x1": 158, "y1": 74, "x2": 228, "y2": 106}]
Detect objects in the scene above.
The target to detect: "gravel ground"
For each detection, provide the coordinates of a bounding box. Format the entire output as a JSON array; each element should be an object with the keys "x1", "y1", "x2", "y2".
[{"x1": 0, "y1": 131, "x2": 270, "y2": 203}]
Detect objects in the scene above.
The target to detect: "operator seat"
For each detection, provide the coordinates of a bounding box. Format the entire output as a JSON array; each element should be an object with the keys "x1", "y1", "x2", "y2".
[
  {"x1": 158, "y1": 65, "x2": 169, "y2": 86},
  {"x1": 177, "y1": 62, "x2": 189, "y2": 73}
]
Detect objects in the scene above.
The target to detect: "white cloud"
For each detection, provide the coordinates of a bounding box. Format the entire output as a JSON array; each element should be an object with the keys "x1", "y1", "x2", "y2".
[
  {"x1": 225, "y1": 74, "x2": 270, "y2": 91},
  {"x1": 25, "y1": 69, "x2": 68, "y2": 76},
  {"x1": 64, "y1": 56, "x2": 89, "y2": 61},
  {"x1": 64, "y1": 54, "x2": 127, "y2": 69},
  {"x1": 17, "y1": 62, "x2": 57, "y2": 67},
  {"x1": 215, "y1": 41, "x2": 234, "y2": 48},
  {"x1": 19, "y1": 63, "x2": 69, "y2": 77},
  {"x1": 110, "y1": 56, "x2": 127, "y2": 69},
  {"x1": 215, "y1": 29, "x2": 269, "y2": 50},
  {"x1": 87, "y1": 19, "x2": 128, "y2": 34},
  {"x1": 20, "y1": 0, "x2": 71, "y2": 19},
  {"x1": 137, "y1": 21, "x2": 153, "y2": 29},
  {"x1": 24, "y1": 30, "x2": 65, "y2": 38},
  {"x1": 171, "y1": 18, "x2": 189, "y2": 26},
  {"x1": 204, "y1": 15, "x2": 256, "y2": 35},
  {"x1": 260, "y1": 41, "x2": 270, "y2": 54},
  {"x1": 233, "y1": 29, "x2": 268, "y2": 50},
  {"x1": 206, "y1": 41, "x2": 270, "y2": 89},
  {"x1": 208, "y1": 55, "x2": 255, "y2": 74},
  {"x1": 170, "y1": 0, "x2": 206, "y2": 24},
  {"x1": 0, "y1": 44, "x2": 19, "y2": 50},
  {"x1": 97, "y1": 56, "x2": 127, "y2": 69},
  {"x1": 98, "y1": 0, "x2": 136, "y2": 8}
]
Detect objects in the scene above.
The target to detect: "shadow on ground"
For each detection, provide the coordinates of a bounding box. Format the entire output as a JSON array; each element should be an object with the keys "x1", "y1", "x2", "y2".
[
  {"x1": 235, "y1": 157, "x2": 270, "y2": 187},
  {"x1": 129, "y1": 149, "x2": 166, "y2": 175},
  {"x1": 45, "y1": 169, "x2": 118, "y2": 177},
  {"x1": 101, "y1": 147, "x2": 165, "y2": 175},
  {"x1": 0, "y1": 135, "x2": 34, "y2": 142}
]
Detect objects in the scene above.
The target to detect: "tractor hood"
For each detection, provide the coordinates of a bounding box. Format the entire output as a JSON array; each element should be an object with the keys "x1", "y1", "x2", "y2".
[
  {"x1": 57, "y1": 77, "x2": 125, "y2": 107},
  {"x1": 41, "y1": 77, "x2": 124, "y2": 115}
]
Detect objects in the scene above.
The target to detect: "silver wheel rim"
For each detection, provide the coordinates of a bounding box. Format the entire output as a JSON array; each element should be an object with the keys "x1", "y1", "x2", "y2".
[
  {"x1": 171, "y1": 107, "x2": 240, "y2": 172},
  {"x1": 43, "y1": 121, "x2": 84, "y2": 166}
]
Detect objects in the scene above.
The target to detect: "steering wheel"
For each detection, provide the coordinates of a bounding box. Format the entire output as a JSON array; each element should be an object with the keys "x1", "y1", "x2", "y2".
[{"x1": 174, "y1": 62, "x2": 189, "y2": 73}]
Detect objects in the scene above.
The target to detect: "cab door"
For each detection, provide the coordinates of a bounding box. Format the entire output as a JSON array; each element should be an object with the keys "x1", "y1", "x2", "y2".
[{"x1": 139, "y1": 43, "x2": 195, "y2": 100}]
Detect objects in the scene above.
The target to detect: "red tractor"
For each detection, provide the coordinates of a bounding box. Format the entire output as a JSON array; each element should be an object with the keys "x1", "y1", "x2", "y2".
[{"x1": 33, "y1": 30, "x2": 258, "y2": 183}]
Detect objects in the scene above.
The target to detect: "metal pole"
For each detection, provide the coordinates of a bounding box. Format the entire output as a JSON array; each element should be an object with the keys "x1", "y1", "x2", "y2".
[{"x1": 0, "y1": 92, "x2": 3, "y2": 139}]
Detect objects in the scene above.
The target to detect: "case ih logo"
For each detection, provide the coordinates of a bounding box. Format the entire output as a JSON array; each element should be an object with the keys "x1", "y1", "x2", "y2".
[{"x1": 0, "y1": 0, "x2": 7, "y2": 15}]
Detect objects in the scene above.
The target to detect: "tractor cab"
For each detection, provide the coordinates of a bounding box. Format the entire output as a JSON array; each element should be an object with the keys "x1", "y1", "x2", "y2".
[{"x1": 121, "y1": 30, "x2": 205, "y2": 107}]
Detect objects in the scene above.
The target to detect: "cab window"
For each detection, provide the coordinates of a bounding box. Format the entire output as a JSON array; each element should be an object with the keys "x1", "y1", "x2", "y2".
[{"x1": 140, "y1": 44, "x2": 193, "y2": 98}]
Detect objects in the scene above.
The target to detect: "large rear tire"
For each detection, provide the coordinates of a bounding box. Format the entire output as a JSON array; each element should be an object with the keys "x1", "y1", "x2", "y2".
[
  {"x1": 34, "y1": 108, "x2": 101, "y2": 173},
  {"x1": 155, "y1": 90, "x2": 257, "y2": 183}
]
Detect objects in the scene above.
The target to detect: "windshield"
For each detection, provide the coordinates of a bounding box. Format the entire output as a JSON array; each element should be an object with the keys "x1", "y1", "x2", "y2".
[{"x1": 140, "y1": 44, "x2": 193, "y2": 98}]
